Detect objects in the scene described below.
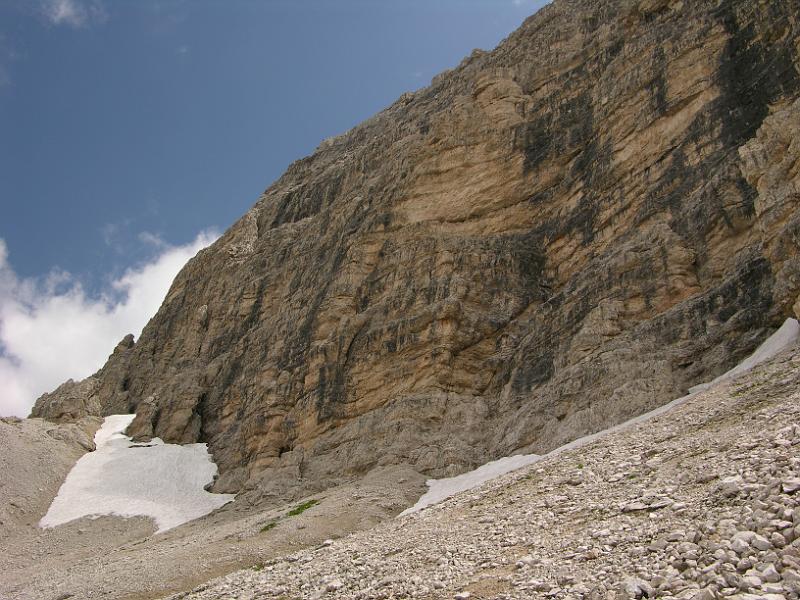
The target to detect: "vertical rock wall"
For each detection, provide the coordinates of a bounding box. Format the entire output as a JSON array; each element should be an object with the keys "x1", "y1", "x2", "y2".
[{"x1": 33, "y1": 0, "x2": 800, "y2": 501}]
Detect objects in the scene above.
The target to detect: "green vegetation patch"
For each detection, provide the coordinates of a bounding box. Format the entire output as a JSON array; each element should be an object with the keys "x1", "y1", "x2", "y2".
[
  {"x1": 259, "y1": 499, "x2": 320, "y2": 534},
  {"x1": 260, "y1": 521, "x2": 277, "y2": 533},
  {"x1": 286, "y1": 498, "x2": 319, "y2": 517}
]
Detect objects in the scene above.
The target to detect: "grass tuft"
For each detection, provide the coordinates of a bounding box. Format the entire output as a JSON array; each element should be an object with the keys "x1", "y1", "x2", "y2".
[
  {"x1": 260, "y1": 521, "x2": 277, "y2": 533},
  {"x1": 258, "y1": 499, "x2": 320, "y2": 534},
  {"x1": 286, "y1": 499, "x2": 319, "y2": 517}
]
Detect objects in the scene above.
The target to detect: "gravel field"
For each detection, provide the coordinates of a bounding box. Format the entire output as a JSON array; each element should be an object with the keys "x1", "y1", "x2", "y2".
[
  {"x1": 0, "y1": 435, "x2": 424, "y2": 600},
  {"x1": 170, "y1": 345, "x2": 800, "y2": 600},
  {"x1": 3, "y1": 343, "x2": 799, "y2": 600}
]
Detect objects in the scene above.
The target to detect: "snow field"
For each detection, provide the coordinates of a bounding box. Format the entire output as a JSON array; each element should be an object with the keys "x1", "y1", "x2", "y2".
[{"x1": 40, "y1": 414, "x2": 234, "y2": 533}]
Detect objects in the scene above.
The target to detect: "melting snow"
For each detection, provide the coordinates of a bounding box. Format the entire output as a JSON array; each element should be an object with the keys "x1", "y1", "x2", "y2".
[
  {"x1": 398, "y1": 454, "x2": 543, "y2": 516},
  {"x1": 40, "y1": 414, "x2": 234, "y2": 533},
  {"x1": 402, "y1": 317, "x2": 800, "y2": 516}
]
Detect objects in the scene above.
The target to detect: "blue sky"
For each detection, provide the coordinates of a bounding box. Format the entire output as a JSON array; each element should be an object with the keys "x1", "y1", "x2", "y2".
[
  {"x1": 0, "y1": 0, "x2": 549, "y2": 416},
  {"x1": 1, "y1": 0, "x2": 547, "y2": 286}
]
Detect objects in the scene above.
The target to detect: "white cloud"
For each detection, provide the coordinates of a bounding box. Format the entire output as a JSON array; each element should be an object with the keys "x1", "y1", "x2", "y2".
[
  {"x1": 0, "y1": 231, "x2": 218, "y2": 418},
  {"x1": 42, "y1": 0, "x2": 107, "y2": 28},
  {"x1": 138, "y1": 231, "x2": 167, "y2": 249}
]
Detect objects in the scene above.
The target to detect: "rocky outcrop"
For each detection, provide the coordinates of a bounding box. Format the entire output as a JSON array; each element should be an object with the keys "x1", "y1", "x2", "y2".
[
  {"x1": 35, "y1": 0, "x2": 800, "y2": 501},
  {"x1": 31, "y1": 377, "x2": 102, "y2": 423},
  {"x1": 31, "y1": 334, "x2": 135, "y2": 422}
]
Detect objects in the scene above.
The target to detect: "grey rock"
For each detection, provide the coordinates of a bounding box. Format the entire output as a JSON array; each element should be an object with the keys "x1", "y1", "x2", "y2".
[
  {"x1": 761, "y1": 565, "x2": 781, "y2": 584},
  {"x1": 720, "y1": 477, "x2": 745, "y2": 498},
  {"x1": 752, "y1": 535, "x2": 774, "y2": 552},
  {"x1": 733, "y1": 538, "x2": 751, "y2": 555},
  {"x1": 784, "y1": 480, "x2": 800, "y2": 495}
]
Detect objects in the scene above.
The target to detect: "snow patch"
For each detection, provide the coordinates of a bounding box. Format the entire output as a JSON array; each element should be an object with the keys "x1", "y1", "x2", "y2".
[
  {"x1": 40, "y1": 414, "x2": 234, "y2": 533},
  {"x1": 402, "y1": 318, "x2": 800, "y2": 516},
  {"x1": 399, "y1": 454, "x2": 542, "y2": 516}
]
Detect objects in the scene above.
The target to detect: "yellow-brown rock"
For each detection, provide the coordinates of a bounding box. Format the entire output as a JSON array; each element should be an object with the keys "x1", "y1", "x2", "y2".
[{"x1": 33, "y1": 0, "x2": 800, "y2": 501}]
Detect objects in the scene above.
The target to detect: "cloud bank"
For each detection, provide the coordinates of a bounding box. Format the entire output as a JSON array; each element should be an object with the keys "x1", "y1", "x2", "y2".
[{"x1": 0, "y1": 231, "x2": 217, "y2": 418}]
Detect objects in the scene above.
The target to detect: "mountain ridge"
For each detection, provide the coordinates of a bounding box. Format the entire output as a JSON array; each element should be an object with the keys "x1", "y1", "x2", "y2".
[{"x1": 32, "y1": 0, "x2": 800, "y2": 506}]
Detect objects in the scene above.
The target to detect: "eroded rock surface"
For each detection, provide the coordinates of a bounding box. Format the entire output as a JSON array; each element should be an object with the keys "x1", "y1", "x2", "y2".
[
  {"x1": 169, "y1": 335, "x2": 800, "y2": 600},
  {"x1": 35, "y1": 0, "x2": 800, "y2": 501}
]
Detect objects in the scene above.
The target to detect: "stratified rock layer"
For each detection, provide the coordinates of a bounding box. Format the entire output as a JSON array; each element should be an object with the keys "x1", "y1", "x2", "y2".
[
  {"x1": 167, "y1": 345, "x2": 800, "y2": 600},
  {"x1": 34, "y1": 0, "x2": 800, "y2": 499}
]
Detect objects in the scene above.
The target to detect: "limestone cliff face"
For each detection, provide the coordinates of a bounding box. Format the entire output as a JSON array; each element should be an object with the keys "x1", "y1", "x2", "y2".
[{"x1": 34, "y1": 0, "x2": 800, "y2": 500}]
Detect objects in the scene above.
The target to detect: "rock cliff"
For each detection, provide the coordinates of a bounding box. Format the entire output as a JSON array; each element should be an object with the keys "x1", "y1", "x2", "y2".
[{"x1": 33, "y1": 0, "x2": 800, "y2": 501}]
